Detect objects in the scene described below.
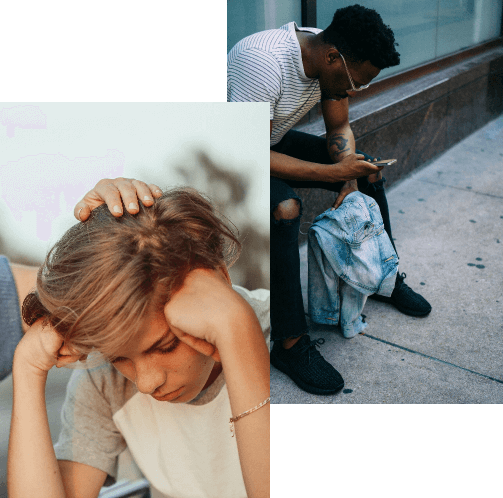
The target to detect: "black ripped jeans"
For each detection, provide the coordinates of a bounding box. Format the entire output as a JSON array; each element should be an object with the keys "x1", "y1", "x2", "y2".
[{"x1": 270, "y1": 130, "x2": 396, "y2": 342}]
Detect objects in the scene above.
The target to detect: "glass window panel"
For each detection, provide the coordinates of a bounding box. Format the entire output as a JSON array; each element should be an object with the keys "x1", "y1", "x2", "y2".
[
  {"x1": 317, "y1": 1, "x2": 503, "y2": 79},
  {"x1": 436, "y1": 0, "x2": 503, "y2": 57},
  {"x1": 317, "y1": 1, "x2": 439, "y2": 80}
]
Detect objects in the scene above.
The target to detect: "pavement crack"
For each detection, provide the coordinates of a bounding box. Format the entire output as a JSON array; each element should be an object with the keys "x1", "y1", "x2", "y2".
[
  {"x1": 361, "y1": 333, "x2": 503, "y2": 385},
  {"x1": 419, "y1": 179, "x2": 503, "y2": 199}
]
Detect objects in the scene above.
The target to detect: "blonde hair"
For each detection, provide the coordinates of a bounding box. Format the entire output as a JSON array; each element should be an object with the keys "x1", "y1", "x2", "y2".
[{"x1": 23, "y1": 187, "x2": 240, "y2": 358}]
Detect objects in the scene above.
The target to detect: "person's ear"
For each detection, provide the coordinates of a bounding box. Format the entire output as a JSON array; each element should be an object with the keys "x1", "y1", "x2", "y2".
[{"x1": 325, "y1": 47, "x2": 342, "y2": 64}]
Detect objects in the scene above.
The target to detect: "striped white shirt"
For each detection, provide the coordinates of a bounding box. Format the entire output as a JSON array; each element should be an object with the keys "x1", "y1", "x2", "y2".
[{"x1": 227, "y1": 22, "x2": 322, "y2": 146}]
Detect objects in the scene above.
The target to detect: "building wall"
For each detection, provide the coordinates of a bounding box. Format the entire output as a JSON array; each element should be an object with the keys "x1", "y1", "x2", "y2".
[{"x1": 293, "y1": 45, "x2": 503, "y2": 240}]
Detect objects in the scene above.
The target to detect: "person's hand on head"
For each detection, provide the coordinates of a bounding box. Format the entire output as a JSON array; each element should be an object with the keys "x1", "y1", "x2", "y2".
[
  {"x1": 74, "y1": 178, "x2": 163, "y2": 222},
  {"x1": 163, "y1": 268, "x2": 258, "y2": 362},
  {"x1": 15, "y1": 319, "x2": 87, "y2": 377}
]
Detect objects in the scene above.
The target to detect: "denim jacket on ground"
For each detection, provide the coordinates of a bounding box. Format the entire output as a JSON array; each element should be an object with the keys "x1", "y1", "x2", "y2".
[{"x1": 308, "y1": 191, "x2": 399, "y2": 338}]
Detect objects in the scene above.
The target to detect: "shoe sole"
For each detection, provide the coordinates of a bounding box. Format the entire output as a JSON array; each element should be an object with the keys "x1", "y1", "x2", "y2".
[{"x1": 270, "y1": 352, "x2": 344, "y2": 396}]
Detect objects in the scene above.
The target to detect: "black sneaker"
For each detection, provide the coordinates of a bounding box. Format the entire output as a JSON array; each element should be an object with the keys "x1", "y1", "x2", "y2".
[
  {"x1": 270, "y1": 335, "x2": 344, "y2": 395},
  {"x1": 370, "y1": 272, "x2": 432, "y2": 317}
]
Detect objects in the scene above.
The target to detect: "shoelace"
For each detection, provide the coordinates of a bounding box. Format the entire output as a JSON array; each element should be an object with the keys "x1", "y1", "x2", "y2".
[{"x1": 296, "y1": 338, "x2": 325, "y2": 365}]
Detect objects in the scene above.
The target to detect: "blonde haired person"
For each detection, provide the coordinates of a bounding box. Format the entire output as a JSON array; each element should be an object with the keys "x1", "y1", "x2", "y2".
[
  {"x1": 7, "y1": 187, "x2": 270, "y2": 498},
  {"x1": 1, "y1": 178, "x2": 163, "y2": 378}
]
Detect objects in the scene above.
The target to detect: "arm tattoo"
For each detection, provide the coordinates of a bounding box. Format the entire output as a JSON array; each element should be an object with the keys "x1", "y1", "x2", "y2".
[{"x1": 328, "y1": 133, "x2": 350, "y2": 156}]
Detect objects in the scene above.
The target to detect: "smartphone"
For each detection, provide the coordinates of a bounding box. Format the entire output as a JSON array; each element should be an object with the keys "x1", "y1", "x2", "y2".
[{"x1": 373, "y1": 159, "x2": 397, "y2": 166}]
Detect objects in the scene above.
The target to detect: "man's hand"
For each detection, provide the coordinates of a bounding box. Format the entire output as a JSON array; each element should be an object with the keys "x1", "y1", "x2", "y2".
[
  {"x1": 368, "y1": 162, "x2": 383, "y2": 183},
  {"x1": 74, "y1": 178, "x2": 163, "y2": 221},
  {"x1": 331, "y1": 157, "x2": 384, "y2": 209},
  {"x1": 331, "y1": 153, "x2": 383, "y2": 182},
  {"x1": 332, "y1": 180, "x2": 358, "y2": 210}
]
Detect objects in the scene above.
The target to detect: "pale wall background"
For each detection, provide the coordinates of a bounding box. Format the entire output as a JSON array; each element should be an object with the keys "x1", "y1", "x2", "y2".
[{"x1": 0, "y1": 102, "x2": 270, "y2": 289}]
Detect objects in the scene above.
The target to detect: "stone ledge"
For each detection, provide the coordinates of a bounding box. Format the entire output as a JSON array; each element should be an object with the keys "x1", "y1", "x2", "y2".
[
  {"x1": 291, "y1": 45, "x2": 503, "y2": 243},
  {"x1": 295, "y1": 46, "x2": 503, "y2": 141}
]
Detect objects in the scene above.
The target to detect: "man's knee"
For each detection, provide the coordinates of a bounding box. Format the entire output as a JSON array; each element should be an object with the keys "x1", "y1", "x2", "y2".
[{"x1": 273, "y1": 198, "x2": 301, "y2": 221}]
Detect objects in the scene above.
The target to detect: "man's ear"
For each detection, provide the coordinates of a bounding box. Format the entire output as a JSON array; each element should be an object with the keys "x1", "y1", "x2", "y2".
[{"x1": 325, "y1": 47, "x2": 342, "y2": 64}]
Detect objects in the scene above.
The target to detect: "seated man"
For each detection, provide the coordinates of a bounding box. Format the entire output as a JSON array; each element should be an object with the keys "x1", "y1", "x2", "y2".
[{"x1": 228, "y1": 4, "x2": 431, "y2": 395}]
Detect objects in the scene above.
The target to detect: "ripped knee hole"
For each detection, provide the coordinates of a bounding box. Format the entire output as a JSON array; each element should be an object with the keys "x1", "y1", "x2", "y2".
[{"x1": 273, "y1": 198, "x2": 301, "y2": 221}]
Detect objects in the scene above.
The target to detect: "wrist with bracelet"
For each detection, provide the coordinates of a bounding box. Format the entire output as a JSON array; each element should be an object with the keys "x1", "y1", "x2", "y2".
[{"x1": 229, "y1": 396, "x2": 270, "y2": 437}]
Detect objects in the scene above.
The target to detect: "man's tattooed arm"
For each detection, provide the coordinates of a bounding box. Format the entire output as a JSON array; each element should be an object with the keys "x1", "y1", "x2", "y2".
[
  {"x1": 328, "y1": 133, "x2": 350, "y2": 153},
  {"x1": 327, "y1": 127, "x2": 359, "y2": 205},
  {"x1": 328, "y1": 132, "x2": 351, "y2": 162}
]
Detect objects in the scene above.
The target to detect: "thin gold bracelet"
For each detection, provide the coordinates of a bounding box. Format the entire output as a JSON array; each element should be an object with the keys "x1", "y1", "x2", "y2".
[{"x1": 229, "y1": 397, "x2": 270, "y2": 437}]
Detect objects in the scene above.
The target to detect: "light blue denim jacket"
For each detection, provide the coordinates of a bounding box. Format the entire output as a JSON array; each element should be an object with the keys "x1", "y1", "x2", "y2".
[{"x1": 308, "y1": 191, "x2": 398, "y2": 338}]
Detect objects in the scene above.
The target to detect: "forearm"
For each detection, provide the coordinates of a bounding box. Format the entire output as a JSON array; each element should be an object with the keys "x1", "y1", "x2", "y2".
[
  {"x1": 217, "y1": 299, "x2": 270, "y2": 498},
  {"x1": 8, "y1": 358, "x2": 67, "y2": 498},
  {"x1": 271, "y1": 150, "x2": 345, "y2": 183},
  {"x1": 326, "y1": 122, "x2": 356, "y2": 163},
  {"x1": 327, "y1": 123, "x2": 357, "y2": 188}
]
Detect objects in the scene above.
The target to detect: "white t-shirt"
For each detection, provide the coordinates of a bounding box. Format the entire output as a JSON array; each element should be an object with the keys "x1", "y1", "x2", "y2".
[
  {"x1": 227, "y1": 22, "x2": 322, "y2": 146},
  {"x1": 54, "y1": 286, "x2": 270, "y2": 498}
]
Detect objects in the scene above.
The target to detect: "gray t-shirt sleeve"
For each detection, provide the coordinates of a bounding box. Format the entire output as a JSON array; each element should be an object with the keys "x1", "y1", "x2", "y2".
[
  {"x1": 0, "y1": 255, "x2": 24, "y2": 381},
  {"x1": 54, "y1": 365, "x2": 129, "y2": 484}
]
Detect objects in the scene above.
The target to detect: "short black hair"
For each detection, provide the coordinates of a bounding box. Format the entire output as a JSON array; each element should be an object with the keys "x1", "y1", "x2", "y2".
[{"x1": 322, "y1": 4, "x2": 400, "y2": 69}]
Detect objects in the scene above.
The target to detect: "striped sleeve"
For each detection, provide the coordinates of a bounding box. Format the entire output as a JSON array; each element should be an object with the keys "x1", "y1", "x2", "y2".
[{"x1": 227, "y1": 48, "x2": 282, "y2": 120}]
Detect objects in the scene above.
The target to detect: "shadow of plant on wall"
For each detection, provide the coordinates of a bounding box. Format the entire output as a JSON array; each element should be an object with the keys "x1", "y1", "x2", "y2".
[{"x1": 175, "y1": 151, "x2": 269, "y2": 291}]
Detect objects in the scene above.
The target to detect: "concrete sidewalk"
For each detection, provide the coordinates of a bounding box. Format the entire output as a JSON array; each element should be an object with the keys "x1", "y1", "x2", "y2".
[{"x1": 271, "y1": 115, "x2": 503, "y2": 404}]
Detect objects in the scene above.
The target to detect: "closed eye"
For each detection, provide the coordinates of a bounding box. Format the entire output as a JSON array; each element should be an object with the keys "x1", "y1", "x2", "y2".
[
  {"x1": 156, "y1": 337, "x2": 180, "y2": 354},
  {"x1": 110, "y1": 337, "x2": 180, "y2": 364}
]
